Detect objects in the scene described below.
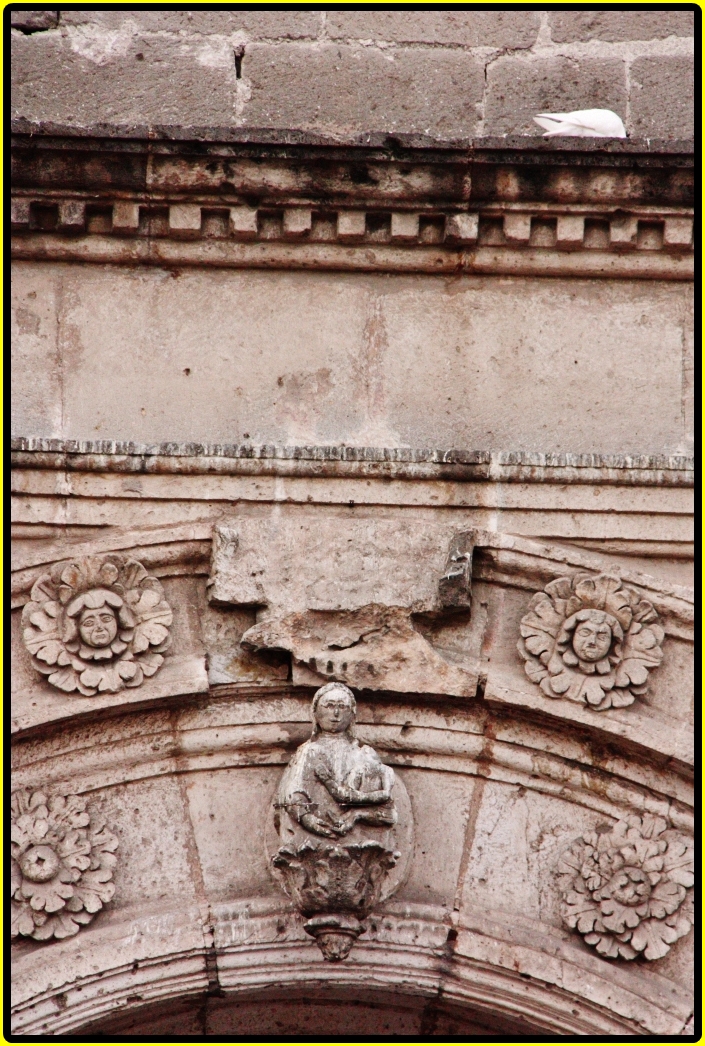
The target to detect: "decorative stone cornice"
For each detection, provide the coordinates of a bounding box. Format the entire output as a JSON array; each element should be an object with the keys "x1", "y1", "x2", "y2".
[
  {"x1": 10, "y1": 439, "x2": 694, "y2": 487},
  {"x1": 11, "y1": 123, "x2": 694, "y2": 279}
]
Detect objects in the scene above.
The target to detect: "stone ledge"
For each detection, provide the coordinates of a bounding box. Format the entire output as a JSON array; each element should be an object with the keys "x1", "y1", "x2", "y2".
[
  {"x1": 9, "y1": 119, "x2": 696, "y2": 157},
  {"x1": 10, "y1": 439, "x2": 695, "y2": 487}
]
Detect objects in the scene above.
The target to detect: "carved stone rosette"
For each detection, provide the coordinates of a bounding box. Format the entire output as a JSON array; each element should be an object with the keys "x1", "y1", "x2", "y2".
[
  {"x1": 270, "y1": 683, "x2": 409, "y2": 961},
  {"x1": 21, "y1": 554, "x2": 173, "y2": 696},
  {"x1": 518, "y1": 573, "x2": 664, "y2": 710},
  {"x1": 556, "y1": 816, "x2": 694, "y2": 961},
  {"x1": 11, "y1": 790, "x2": 118, "y2": 942}
]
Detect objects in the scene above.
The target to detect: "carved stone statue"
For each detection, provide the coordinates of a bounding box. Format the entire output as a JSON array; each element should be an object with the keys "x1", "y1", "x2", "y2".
[
  {"x1": 271, "y1": 683, "x2": 410, "y2": 961},
  {"x1": 518, "y1": 573, "x2": 664, "y2": 710},
  {"x1": 21, "y1": 554, "x2": 173, "y2": 696}
]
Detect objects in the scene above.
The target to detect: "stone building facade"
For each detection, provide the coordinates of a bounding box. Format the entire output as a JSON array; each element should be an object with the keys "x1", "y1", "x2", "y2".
[{"x1": 11, "y1": 9, "x2": 694, "y2": 1038}]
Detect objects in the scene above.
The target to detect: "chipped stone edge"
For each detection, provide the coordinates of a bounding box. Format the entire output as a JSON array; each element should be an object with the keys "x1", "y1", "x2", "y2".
[{"x1": 9, "y1": 439, "x2": 694, "y2": 487}]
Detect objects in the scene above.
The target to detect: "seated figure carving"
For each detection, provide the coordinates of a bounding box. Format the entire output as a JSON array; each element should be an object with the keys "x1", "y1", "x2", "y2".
[
  {"x1": 278, "y1": 683, "x2": 397, "y2": 842},
  {"x1": 272, "y1": 683, "x2": 402, "y2": 962}
]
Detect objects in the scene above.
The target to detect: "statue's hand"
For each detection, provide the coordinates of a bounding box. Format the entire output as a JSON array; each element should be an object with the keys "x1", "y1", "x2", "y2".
[
  {"x1": 300, "y1": 812, "x2": 340, "y2": 838},
  {"x1": 313, "y1": 762, "x2": 334, "y2": 784}
]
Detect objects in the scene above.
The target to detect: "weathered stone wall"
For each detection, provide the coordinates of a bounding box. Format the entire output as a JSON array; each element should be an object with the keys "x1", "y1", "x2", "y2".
[
  {"x1": 11, "y1": 261, "x2": 694, "y2": 456},
  {"x1": 9, "y1": 11, "x2": 695, "y2": 1038},
  {"x1": 11, "y1": 9, "x2": 695, "y2": 138}
]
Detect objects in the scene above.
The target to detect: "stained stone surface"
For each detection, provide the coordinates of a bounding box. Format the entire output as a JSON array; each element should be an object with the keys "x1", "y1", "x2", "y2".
[
  {"x1": 10, "y1": 263, "x2": 693, "y2": 456},
  {"x1": 10, "y1": 14, "x2": 695, "y2": 1031},
  {"x1": 10, "y1": 9, "x2": 693, "y2": 137}
]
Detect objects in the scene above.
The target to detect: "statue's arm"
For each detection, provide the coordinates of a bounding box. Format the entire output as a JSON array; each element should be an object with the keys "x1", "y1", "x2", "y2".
[
  {"x1": 283, "y1": 790, "x2": 342, "y2": 838},
  {"x1": 314, "y1": 762, "x2": 393, "y2": 805}
]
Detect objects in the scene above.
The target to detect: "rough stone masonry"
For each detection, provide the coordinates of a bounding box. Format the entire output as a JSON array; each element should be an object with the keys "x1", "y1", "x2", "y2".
[{"x1": 11, "y1": 8, "x2": 694, "y2": 137}]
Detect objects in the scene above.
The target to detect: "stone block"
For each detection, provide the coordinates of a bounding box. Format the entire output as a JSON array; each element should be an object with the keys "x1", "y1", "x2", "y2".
[
  {"x1": 11, "y1": 263, "x2": 61, "y2": 439},
  {"x1": 10, "y1": 31, "x2": 241, "y2": 128},
  {"x1": 184, "y1": 767, "x2": 282, "y2": 901},
  {"x1": 503, "y1": 213, "x2": 532, "y2": 244},
  {"x1": 663, "y1": 217, "x2": 693, "y2": 248},
  {"x1": 390, "y1": 212, "x2": 420, "y2": 243},
  {"x1": 395, "y1": 768, "x2": 477, "y2": 907},
  {"x1": 555, "y1": 215, "x2": 585, "y2": 247},
  {"x1": 98, "y1": 775, "x2": 198, "y2": 912},
  {"x1": 112, "y1": 201, "x2": 140, "y2": 232},
  {"x1": 337, "y1": 211, "x2": 366, "y2": 241},
  {"x1": 209, "y1": 518, "x2": 451, "y2": 614},
  {"x1": 11, "y1": 199, "x2": 31, "y2": 230},
  {"x1": 549, "y1": 11, "x2": 694, "y2": 42},
  {"x1": 445, "y1": 213, "x2": 478, "y2": 244},
  {"x1": 57, "y1": 200, "x2": 86, "y2": 231},
  {"x1": 484, "y1": 55, "x2": 627, "y2": 136},
  {"x1": 282, "y1": 208, "x2": 312, "y2": 239},
  {"x1": 229, "y1": 206, "x2": 258, "y2": 238},
  {"x1": 327, "y1": 11, "x2": 540, "y2": 48},
  {"x1": 610, "y1": 216, "x2": 638, "y2": 247},
  {"x1": 13, "y1": 263, "x2": 691, "y2": 456},
  {"x1": 10, "y1": 10, "x2": 58, "y2": 31},
  {"x1": 59, "y1": 9, "x2": 320, "y2": 38},
  {"x1": 630, "y1": 57, "x2": 695, "y2": 139},
  {"x1": 169, "y1": 204, "x2": 202, "y2": 238},
  {"x1": 244, "y1": 43, "x2": 484, "y2": 137}
]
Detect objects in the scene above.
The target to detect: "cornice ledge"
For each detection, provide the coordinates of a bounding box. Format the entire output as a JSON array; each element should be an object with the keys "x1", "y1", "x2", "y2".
[
  {"x1": 10, "y1": 118, "x2": 695, "y2": 161},
  {"x1": 10, "y1": 439, "x2": 694, "y2": 487}
]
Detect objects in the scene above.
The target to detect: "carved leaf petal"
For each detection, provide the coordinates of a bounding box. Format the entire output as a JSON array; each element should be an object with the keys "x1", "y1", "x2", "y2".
[
  {"x1": 72, "y1": 875, "x2": 115, "y2": 913},
  {"x1": 28, "y1": 575, "x2": 60, "y2": 605},
  {"x1": 662, "y1": 839, "x2": 695, "y2": 887},
  {"x1": 132, "y1": 620, "x2": 170, "y2": 653},
  {"x1": 78, "y1": 667, "x2": 104, "y2": 691},
  {"x1": 24, "y1": 633, "x2": 64, "y2": 664},
  {"x1": 10, "y1": 900, "x2": 37, "y2": 939},
  {"x1": 138, "y1": 652, "x2": 164, "y2": 678},
  {"x1": 47, "y1": 666, "x2": 81, "y2": 692},
  {"x1": 608, "y1": 687, "x2": 635, "y2": 708},
  {"x1": 116, "y1": 660, "x2": 139, "y2": 681},
  {"x1": 584, "y1": 931, "x2": 621, "y2": 959},
  {"x1": 648, "y1": 880, "x2": 685, "y2": 919},
  {"x1": 98, "y1": 561, "x2": 119, "y2": 586},
  {"x1": 57, "y1": 830, "x2": 92, "y2": 870},
  {"x1": 52, "y1": 909, "x2": 93, "y2": 938},
  {"x1": 22, "y1": 875, "x2": 74, "y2": 912},
  {"x1": 629, "y1": 918, "x2": 680, "y2": 960},
  {"x1": 583, "y1": 675, "x2": 612, "y2": 707}
]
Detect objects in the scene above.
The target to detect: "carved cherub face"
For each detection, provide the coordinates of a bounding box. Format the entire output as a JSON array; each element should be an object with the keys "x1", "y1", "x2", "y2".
[
  {"x1": 571, "y1": 612, "x2": 613, "y2": 663},
  {"x1": 314, "y1": 687, "x2": 355, "y2": 734},
  {"x1": 78, "y1": 605, "x2": 118, "y2": 649}
]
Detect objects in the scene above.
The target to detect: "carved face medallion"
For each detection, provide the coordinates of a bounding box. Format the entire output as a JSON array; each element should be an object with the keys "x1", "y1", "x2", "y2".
[
  {"x1": 78, "y1": 605, "x2": 118, "y2": 649},
  {"x1": 571, "y1": 614, "x2": 612, "y2": 662},
  {"x1": 518, "y1": 573, "x2": 664, "y2": 710},
  {"x1": 21, "y1": 554, "x2": 173, "y2": 697}
]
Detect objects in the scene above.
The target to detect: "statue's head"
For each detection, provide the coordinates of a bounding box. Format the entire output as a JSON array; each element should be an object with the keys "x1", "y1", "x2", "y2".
[
  {"x1": 562, "y1": 608, "x2": 623, "y2": 665},
  {"x1": 311, "y1": 683, "x2": 356, "y2": 737},
  {"x1": 64, "y1": 588, "x2": 128, "y2": 654}
]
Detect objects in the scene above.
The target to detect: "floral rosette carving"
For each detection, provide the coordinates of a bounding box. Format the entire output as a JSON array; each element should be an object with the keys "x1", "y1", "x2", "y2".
[
  {"x1": 557, "y1": 816, "x2": 694, "y2": 961},
  {"x1": 11, "y1": 790, "x2": 118, "y2": 942},
  {"x1": 518, "y1": 573, "x2": 664, "y2": 710},
  {"x1": 22, "y1": 554, "x2": 173, "y2": 696}
]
